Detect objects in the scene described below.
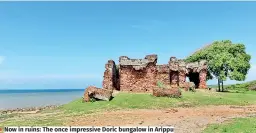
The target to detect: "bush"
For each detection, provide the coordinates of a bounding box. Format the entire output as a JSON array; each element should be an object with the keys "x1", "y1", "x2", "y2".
[
  {"x1": 249, "y1": 85, "x2": 256, "y2": 91},
  {"x1": 225, "y1": 80, "x2": 256, "y2": 91}
]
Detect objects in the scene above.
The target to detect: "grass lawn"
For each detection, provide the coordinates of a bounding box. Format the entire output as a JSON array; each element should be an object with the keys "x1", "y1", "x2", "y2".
[
  {"x1": 61, "y1": 90, "x2": 256, "y2": 115},
  {"x1": 203, "y1": 117, "x2": 256, "y2": 133},
  {"x1": 1, "y1": 90, "x2": 256, "y2": 127}
]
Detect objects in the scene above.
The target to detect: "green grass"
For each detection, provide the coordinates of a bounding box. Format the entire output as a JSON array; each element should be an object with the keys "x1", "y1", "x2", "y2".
[
  {"x1": 182, "y1": 91, "x2": 256, "y2": 106},
  {"x1": 2, "y1": 115, "x2": 63, "y2": 126},
  {"x1": 226, "y1": 80, "x2": 256, "y2": 91},
  {"x1": 209, "y1": 80, "x2": 256, "y2": 92},
  {"x1": 60, "y1": 92, "x2": 181, "y2": 115},
  {"x1": 0, "y1": 114, "x2": 16, "y2": 120},
  {"x1": 203, "y1": 117, "x2": 256, "y2": 133},
  {"x1": 61, "y1": 91, "x2": 256, "y2": 115},
  {"x1": 1, "y1": 91, "x2": 256, "y2": 126}
]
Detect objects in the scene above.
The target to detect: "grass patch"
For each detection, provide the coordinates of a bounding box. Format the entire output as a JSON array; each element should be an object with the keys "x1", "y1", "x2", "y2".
[
  {"x1": 1, "y1": 91, "x2": 256, "y2": 126},
  {"x1": 181, "y1": 91, "x2": 256, "y2": 106},
  {"x1": 209, "y1": 80, "x2": 256, "y2": 92},
  {"x1": 0, "y1": 110, "x2": 64, "y2": 126},
  {"x1": 60, "y1": 93, "x2": 180, "y2": 115},
  {"x1": 226, "y1": 80, "x2": 256, "y2": 91},
  {"x1": 61, "y1": 91, "x2": 256, "y2": 115},
  {"x1": 2, "y1": 116, "x2": 63, "y2": 126},
  {"x1": 0, "y1": 114, "x2": 17, "y2": 121},
  {"x1": 203, "y1": 117, "x2": 256, "y2": 133}
]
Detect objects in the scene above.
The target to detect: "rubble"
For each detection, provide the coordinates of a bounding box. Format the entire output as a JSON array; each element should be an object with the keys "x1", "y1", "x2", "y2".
[
  {"x1": 181, "y1": 82, "x2": 196, "y2": 91},
  {"x1": 153, "y1": 86, "x2": 182, "y2": 98},
  {"x1": 83, "y1": 86, "x2": 113, "y2": 102}
]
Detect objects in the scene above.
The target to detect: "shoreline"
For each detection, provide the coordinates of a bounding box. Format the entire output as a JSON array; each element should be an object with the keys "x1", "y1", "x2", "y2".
[
  {"x1": 0, "y1": 105, "x2": 60, "y2": 114},
  {"x1": 0, "y1": 89, "x2": 84, "y2": 114}
]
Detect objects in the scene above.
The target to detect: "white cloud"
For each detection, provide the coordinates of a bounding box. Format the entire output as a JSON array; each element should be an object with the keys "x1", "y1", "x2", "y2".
[{"x1": 0, "y1": 56, "x2": 5, "y2": 64}]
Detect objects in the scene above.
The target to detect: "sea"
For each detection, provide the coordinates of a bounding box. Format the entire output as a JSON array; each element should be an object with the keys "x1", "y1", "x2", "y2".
[{"x1": 0, "y1": 89, "x2": 85, "y2": 110}]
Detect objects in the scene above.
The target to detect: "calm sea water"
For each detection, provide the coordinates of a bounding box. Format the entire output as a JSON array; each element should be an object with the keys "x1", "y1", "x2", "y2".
[{"x1": 0, "y1": 89, "x2": 84, "y2": 110}]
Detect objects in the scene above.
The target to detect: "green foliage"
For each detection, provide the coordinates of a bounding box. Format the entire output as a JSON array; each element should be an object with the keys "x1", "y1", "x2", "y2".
[
  {"x1": 89, "y1": 98, "x2": 96, "y2": 103},
  {"x1": 225, "y1": 80, "x2": 256, "y2": 91},
  {"x1": 186, "y1": 40, "x2": 251, "y2": 81},
  {"x1": 0, "y1": 113, "x2": 16, "y2": 121},
  {"x1": 1, "y1": 113, "x2": 63, "y2": 126},
  {"x1": 186, "y1": 40, "x2": 251, "y2": 91},
  {"x1": 203, "y1": 117, "x2": 256, "y2": 133}
]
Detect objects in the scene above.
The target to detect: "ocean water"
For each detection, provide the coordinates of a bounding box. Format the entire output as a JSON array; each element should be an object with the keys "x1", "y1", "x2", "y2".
[{"x1": 0, "y1": 89, "x2": 84, "y2": 110}]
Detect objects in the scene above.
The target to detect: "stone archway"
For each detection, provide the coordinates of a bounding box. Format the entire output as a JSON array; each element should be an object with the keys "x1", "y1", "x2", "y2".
[{"x1": 187, "y1": 72, "x2": 200, "y2": 88}]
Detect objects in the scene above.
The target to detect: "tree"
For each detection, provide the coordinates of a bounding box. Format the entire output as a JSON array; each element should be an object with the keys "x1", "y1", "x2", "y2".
[{"x1": 185, "y1": 40, "x2": 251, "y2": 92}]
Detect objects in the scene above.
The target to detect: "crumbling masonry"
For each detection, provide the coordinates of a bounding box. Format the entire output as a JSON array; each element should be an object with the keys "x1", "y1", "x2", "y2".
[{"x1": 102, "y1": 54, "x2": 207, "y2": 93}]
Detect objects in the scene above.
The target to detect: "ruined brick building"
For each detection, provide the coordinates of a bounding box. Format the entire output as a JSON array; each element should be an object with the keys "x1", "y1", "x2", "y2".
[{"x1": 102, "y1": 54, "x2": 207, "y2": 93}]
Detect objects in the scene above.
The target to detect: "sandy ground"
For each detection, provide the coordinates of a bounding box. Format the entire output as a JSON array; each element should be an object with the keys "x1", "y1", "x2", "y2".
[{"x1": 66, "y1": 105, "x2": 256, "y2": 133}]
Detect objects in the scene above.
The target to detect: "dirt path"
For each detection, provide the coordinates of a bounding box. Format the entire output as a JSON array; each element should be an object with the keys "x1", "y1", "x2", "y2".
[{"x1": 66, "y1": 105, "x2": 256, "y2": 133}]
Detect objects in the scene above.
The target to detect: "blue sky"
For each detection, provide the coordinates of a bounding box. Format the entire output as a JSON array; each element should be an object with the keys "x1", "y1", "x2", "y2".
[{"x1": 0, "y1": 2, "x2": 255, "y2": 89}]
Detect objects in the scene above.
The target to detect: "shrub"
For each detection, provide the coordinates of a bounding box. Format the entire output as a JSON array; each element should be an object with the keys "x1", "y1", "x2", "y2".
[
  {"x1": 225, "y1": 80, "x2": 256, "y2": 91},
  {"x1": 249, "y1": 85, "x2": 256, "y2": 91}
]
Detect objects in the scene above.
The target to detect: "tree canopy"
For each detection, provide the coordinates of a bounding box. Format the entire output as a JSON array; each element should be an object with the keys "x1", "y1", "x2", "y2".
[{"x1": 185, "y1": 40, "x2": 251, "y2": 91}]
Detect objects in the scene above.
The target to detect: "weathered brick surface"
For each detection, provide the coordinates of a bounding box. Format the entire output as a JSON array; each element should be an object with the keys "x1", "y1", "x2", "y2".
[
  {"x1": 178, "y1": 60, "x2": 187, "y2": 86},
  {"x1": 178, "y1": 72, "x2": 186, "y2": 86},
  {"x1": 186, "y1": 59, "x2": 208, "y2": 89},
  {"x1": 153, "y1": 86, "x2": 181, "y2": 98},
  {"x1": 156, "y1": 65, "x2": 169, "y2": 85},
  {"x1": 169, "y1": 57, "x2": 179, "y2": 87},
  {"x1": 119, "y1": 63, "x2": 157, "y2": 93},
  {"x1": 170, "y1": 71, "x2": 179, "y2": 87},
  {"x1": 102, "y1": 60, "x2": 119, "y2": 90},
  {"x1": 100, "y1": 55, "x2": 208, "y2": 93},
  {"x1": 180, "y1": 82, "x2": 195, "y2": 91},
  {"x1": 169, "y1": 57, "x2": 179, "y2": 71},
  {"x1": 145, "y1": 54, "x2": 158, "y2": 62},
  {"x1": 119, "y1": 55, "x2": 157, "y2": 93},
  {"x1": 199, "y1": 70, "x2": 207, "y2": 89},
  {"x1": 83, "y1": 86, "x2": 113, "y2": 102}
]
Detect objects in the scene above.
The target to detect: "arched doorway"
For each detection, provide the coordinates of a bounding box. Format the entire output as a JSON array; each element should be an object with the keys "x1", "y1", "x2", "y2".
[{"x1": 187, "y1": 72, "x2": 200, "y2": 88}]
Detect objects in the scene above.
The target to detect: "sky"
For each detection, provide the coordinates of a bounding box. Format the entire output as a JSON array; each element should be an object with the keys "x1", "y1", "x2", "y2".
[{"x1": 0, "y1": 2, "x2": 255, "y2": 89}]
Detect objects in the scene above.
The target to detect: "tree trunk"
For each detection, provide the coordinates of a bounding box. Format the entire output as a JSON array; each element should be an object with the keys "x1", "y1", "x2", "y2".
[
  {"x1": 217, "y1": 78, "x2": 220, "y2": 92},
  {"x1": 221, "y1": 80, "x2": 224, "y2": 92}
]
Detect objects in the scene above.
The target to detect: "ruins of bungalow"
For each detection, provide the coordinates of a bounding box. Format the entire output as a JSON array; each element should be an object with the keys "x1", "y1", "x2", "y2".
[{"x1": 102, "y1": 54, "x2": 207, "y2": 93}]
